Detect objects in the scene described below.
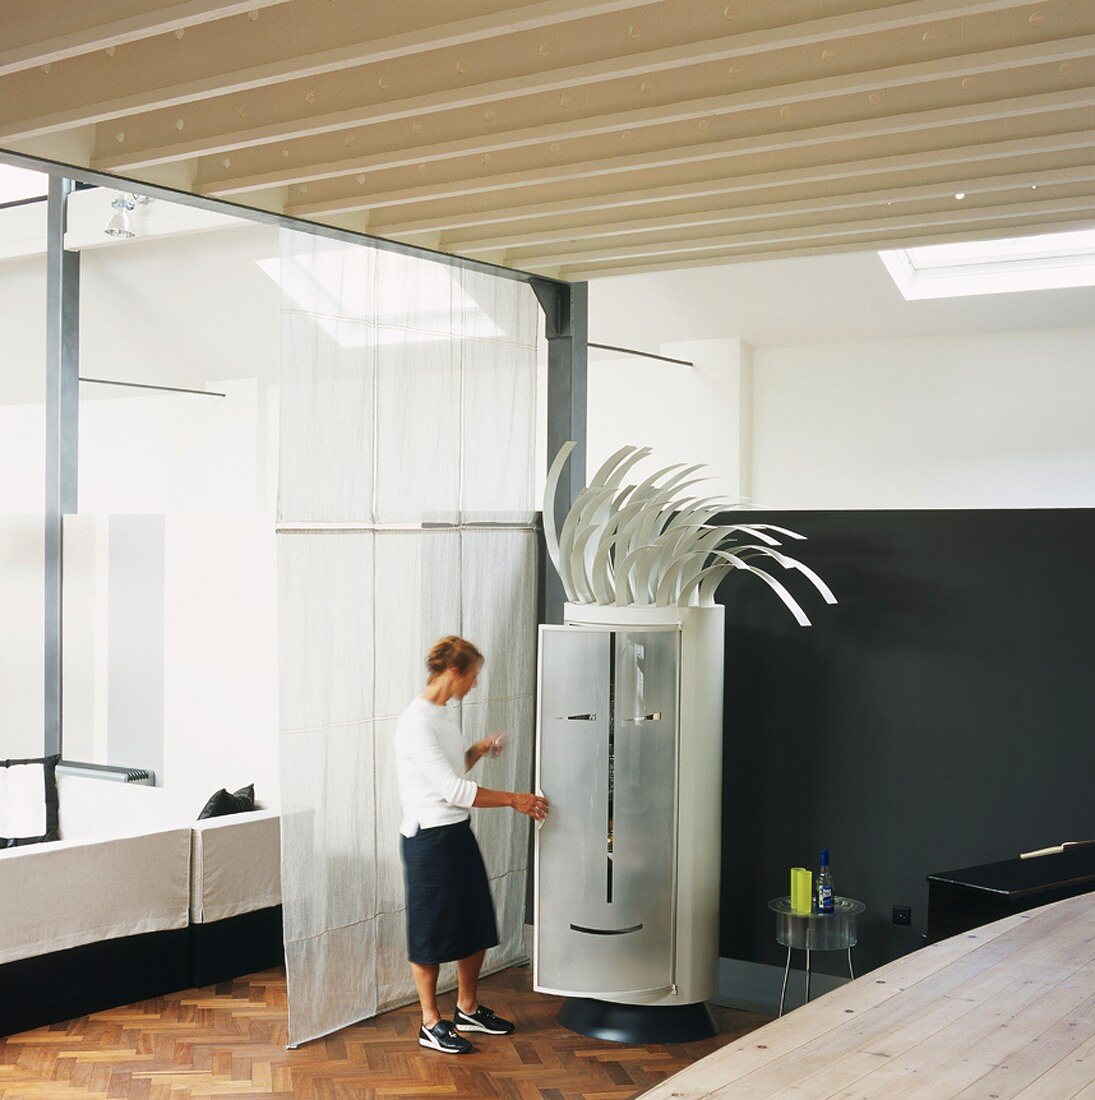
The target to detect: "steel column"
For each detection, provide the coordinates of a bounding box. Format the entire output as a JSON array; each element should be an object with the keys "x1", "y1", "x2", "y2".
[
  {"x1": 44, "y1": 176, "x2": 80, "y2": 757},
  {"x1": 532, "y1": 278, "x2": 588, "y2": 626},
  {"x1": 526, "y1": 277, "x2": 587, "y2": 924}
]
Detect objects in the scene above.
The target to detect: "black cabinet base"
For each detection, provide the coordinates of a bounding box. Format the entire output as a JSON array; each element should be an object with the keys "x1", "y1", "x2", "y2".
[{"x1": 558, "y1": 997, "x2": 717, "y2": 1044}]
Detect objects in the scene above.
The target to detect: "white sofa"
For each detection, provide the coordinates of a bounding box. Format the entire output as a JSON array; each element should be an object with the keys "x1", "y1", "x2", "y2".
[
  {"x1": 52, "y1": 775, "x2": 282, "y2": 924},
  {"x1": 0, "y1": 774, "x2": 282, "y2": 1036}
]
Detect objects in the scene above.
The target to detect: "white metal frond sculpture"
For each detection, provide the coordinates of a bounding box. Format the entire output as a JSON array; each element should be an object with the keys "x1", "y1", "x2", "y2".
[{"x1": 544, "y1": 442, "x2": 837, "y2": 624}]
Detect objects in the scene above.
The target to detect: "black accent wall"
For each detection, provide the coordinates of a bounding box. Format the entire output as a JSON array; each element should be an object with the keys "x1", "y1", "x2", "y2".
[{"x1": 714, "y1": 509, "x2": 1095, "y2": 975}]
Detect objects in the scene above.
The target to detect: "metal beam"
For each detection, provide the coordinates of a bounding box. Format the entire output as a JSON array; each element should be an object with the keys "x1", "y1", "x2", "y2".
[
  {"x1": 533, "y1": 278, "x2": 587, "y2": 625},
  {"x1": 0, "y1": 147, "x2": 565, "y2": 288},
  {"x1": 44, "y1": 175, "x2": 80, "y2": 757},
  {"x1": 589, "y1": 342, "x2": 692, "y2": 367},
  {"x1": 79, "y1": 376, "x2": 227, "y2": 397}
]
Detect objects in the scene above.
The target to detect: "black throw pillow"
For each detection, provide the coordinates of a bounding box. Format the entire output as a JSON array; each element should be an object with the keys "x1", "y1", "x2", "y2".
[
  {"x1": 197, "y1": 783, "x2": 256, "y2": 820},
  {"x1": 0, "y1": 754, "x2": 61, "y2": 848}
]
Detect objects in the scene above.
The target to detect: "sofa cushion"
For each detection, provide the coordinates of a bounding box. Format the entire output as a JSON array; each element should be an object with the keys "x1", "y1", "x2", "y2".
[
  {"x1": 197, "y1": 783, "x2": 255, "y2": 820},
  {"x1": 0, "y1": 827, "x2": 192, "y2": 965},
  {"x1": 0, "y1": 755, "x2": 60, "y2": 848},
  {"x1": 190, "y1": 810, "x2": 281, "y2": 923}
]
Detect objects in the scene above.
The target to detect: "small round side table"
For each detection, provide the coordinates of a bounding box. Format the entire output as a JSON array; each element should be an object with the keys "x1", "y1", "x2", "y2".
[{"x1": 768, "y1": 896, "x2": 866, "y2": 1017}]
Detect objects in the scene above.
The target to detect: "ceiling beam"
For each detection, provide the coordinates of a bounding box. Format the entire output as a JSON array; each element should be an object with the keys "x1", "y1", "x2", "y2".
[
  {"x1": 0, "y1": 1, "x2": 294, "y2": 79},
  {"x1": 286, "y1": 88, "x2": 1095, "y2": 216},
  {"x1": 507, "y1": 193, "x2": 1095, "y2": 268},
  {"x1": 194, "y1": 35, "x2": 1095, "y2": 195},
  {"x1": 89, "y1": 0, "x2": 1061, "y2": 173},
  {"x1": 370, "y1": 128, "x2": 1095, "y2": 238},
  {"x1": 438, "y1": 163, "x2": 1095, "y2": 253},
  {"x1": 557, "y1": 214, "x2": 1095, "y2": 278},
  {"x1": 0, "y1": 0, "x2": 656, "y2": 142}
]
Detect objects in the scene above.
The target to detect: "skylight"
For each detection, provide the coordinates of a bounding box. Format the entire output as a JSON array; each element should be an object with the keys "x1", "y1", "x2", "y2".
[
  {"x1": 878, "y1": 228, "x2": 1095, "y2": 301},
  {"x1": 0, "y1": 165, "x2": 48, "y2": 206}
]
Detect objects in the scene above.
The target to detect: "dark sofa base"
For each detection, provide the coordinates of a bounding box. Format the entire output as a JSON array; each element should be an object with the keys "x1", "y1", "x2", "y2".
[
  {"x1": 0, "y1": 905, "x2": 285, "y2": 1037},
  {"x1": 0, "y1": 926, "x2": 192, "y2": 1037},
  {"x1": 191, "y1": 904, "x2": 284, "y2": 988}
]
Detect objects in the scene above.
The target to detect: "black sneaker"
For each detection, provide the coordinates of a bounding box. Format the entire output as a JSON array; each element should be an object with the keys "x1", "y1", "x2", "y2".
[
  {"x1": 418, "y1": 1020, "x2": 473, "y2": 1054},
  {"x1": 454, "y1": 1004, "x2": 516, "y2": 1035}
]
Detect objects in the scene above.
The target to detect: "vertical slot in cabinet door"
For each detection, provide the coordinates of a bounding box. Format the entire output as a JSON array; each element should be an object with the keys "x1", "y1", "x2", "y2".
[
  {"x1": 611, "y1": 628, "x2": 680, "y2": 993},
  {"x1": 534, "y1": 626, "x2": 609, "y2": 995}
]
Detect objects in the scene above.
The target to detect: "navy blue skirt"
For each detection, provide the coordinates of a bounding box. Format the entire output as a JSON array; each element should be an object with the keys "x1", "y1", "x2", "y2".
[{"x1": 401, "y1": 818, "x2": 499, "y2": 965}]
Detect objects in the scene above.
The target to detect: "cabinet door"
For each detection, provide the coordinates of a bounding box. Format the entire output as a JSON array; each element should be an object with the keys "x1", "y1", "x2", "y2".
[{"x1": 534, "y1": 625, "x2": 679, "y2": 999}]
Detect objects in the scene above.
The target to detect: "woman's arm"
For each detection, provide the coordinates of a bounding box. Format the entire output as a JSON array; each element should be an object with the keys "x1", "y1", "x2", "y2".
[
  {"x1": 473, "y1": 787, "x2": 549, "y2": 820},
  {"x1": 413, "y1": 724, "x2": 479, "y2": 810}
]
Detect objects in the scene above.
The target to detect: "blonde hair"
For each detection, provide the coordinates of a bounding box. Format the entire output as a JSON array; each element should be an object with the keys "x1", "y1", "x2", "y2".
[{"x1": 426, "y1": 636, "x2": 484, "y2": 681}]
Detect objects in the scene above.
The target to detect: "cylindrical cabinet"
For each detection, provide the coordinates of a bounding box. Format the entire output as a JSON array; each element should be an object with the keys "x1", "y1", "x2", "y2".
[{"x1": 533, "y1": 602, "x2": 724, "y2": 1034}]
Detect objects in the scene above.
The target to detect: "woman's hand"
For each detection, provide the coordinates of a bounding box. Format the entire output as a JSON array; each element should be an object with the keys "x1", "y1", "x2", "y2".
[
  {"x1": 511, "y1": 792, "x2": 549, "y2": 820},
  {"x1": 466, "y1": 734, "x2": 506, "y2": 772},
  {"x1": 473, "y1": 734, "x2": 506, "y2": 760}
]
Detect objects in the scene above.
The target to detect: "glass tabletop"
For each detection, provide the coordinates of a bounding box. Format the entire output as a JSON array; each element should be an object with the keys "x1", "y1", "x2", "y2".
[
  {"x1": 769, "y1": 896, "x2": 866, "y2": 917},
  {"x1": 769, "y1": 896, "x2": 865, "y2": 950}
]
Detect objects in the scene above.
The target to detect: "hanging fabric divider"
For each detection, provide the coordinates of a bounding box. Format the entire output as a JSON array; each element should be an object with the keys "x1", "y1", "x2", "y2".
[{"x1": 276, "y1": 229, "x2": 539, "y2": 1047}]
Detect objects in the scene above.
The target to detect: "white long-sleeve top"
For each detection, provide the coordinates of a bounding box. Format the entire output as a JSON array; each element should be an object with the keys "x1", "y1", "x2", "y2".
[{"x1": 394, "y1": 696, "x2": 478, "y2": 838}]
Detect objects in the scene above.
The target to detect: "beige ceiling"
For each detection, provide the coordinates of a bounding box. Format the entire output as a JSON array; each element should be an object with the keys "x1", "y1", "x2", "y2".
[{"x1": 3, "y1": 0, "x2": 1095, "y2": 280}]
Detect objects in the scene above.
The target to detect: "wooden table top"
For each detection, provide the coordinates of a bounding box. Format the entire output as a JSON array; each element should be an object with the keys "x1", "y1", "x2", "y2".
[{"x1": 643, "y1": 892, "x2": 1095, "y2": 1099}]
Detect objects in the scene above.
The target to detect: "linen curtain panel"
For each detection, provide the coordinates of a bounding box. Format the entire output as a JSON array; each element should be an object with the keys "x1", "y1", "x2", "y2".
[{"x1": 276, "y1": 229, "x2": 539, "y2": 1047}]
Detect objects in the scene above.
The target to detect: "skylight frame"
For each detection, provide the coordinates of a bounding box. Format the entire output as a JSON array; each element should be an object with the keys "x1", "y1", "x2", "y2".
[{"x1": 879, "y1": 227, "x2": 1095, "y2": 300}]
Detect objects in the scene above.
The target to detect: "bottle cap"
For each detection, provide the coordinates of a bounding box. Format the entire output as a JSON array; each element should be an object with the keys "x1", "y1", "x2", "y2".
[{"x1": 820, "y1": 848, "x2": 829, "y2": 865}]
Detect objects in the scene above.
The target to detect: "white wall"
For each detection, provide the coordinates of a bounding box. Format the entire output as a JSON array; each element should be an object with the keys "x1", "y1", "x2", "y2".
[
  {"x1": 78, "y1": 378, "x2": 277, "y2": 515},
  {"x1": 589, "y1": 250, "x2": 1095, "y2": 510},
  {"x1": 162, "y1": 515, "x2": 278, "y2": 800},
  {"x1": 587, "y1": 338, "x2": 751, "y2": 502},
  {"x1": 752, "y1": 328, "x2": 1095, "y2": 509},
  {"x1": 0, "y1": 250, "x2": 46, "y2": 758},
  {"x1": 0, "y1": 517, "x2": 44, "y2": 758}
]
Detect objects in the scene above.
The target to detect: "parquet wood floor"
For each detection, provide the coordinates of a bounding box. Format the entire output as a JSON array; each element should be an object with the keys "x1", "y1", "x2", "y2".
[{"x1": 0, "y1": 965, "x2": 767, "y2": 1100}]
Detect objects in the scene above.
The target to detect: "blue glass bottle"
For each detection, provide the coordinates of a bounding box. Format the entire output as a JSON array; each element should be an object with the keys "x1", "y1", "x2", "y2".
[{"x1": 817, "y1": 849, "x2": 834, "y2": 913}]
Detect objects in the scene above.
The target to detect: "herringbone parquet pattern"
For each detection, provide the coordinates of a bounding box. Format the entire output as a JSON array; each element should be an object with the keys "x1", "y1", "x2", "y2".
[{"x1": 0, "y1": 966, "x2": 766, "y2": 1100}]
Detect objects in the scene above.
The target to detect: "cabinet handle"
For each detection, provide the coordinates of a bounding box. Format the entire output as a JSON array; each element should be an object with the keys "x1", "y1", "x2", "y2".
[
  {"x1": 559, "y1": 713, "x2": 597, "y2": 721},
  {"x1": 570, "y1": 923, "x2": 644, "y2": 936}
]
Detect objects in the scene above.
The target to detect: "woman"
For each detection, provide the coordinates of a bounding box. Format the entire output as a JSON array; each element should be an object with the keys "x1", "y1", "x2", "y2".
[{"x1": 395, "y1": 635, "x2": 549, "y2": 1055}]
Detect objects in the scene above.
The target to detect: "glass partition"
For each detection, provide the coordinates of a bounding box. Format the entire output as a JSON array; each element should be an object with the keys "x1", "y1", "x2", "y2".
[
  {"x1": 59, "y1": 194, "x2": 280, "y2": 794},
  {"x1": 0, "y1": 172, "x2": 48, "y2": 759}
]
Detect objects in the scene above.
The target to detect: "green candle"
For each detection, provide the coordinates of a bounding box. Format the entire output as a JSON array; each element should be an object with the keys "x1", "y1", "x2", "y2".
[{"x1": 791, "y1": 867, "x2": 813, "y2": 914}]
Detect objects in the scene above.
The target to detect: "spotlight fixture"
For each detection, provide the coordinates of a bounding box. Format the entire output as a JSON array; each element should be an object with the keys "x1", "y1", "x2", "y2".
[{"x1": 104, "y1": 192, "x2": 152, "y2": 239}]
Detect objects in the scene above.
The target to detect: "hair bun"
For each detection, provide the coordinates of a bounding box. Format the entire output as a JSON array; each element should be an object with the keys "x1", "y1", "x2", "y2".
[{"x1": 425, "y1": 635, "x2": 484, "y2": 681}]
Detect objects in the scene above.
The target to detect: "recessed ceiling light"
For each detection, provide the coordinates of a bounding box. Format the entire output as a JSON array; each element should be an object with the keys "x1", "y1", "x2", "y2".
[{"x1": 954, "y1": 192, "x2": 966, "y2": 200}]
